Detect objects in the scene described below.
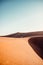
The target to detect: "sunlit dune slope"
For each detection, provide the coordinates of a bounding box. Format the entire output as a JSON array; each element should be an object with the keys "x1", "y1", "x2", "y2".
[{"x1": 0, "y1": 37, "x2": 43, "y2": 65}]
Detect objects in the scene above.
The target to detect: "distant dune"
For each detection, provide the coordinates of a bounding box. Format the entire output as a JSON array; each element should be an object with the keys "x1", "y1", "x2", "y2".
[
  {"x1": 1, "y1": 31, "x2": 43, "y2": 38},
  {"x1": 0, "y1": 31, "x2": 43, "y2": 65}
]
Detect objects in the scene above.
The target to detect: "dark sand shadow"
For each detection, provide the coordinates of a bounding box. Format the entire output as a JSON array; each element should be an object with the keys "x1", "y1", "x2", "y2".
[{"x1": 28, "y1": 37, "x2": 43, "y2": 59}]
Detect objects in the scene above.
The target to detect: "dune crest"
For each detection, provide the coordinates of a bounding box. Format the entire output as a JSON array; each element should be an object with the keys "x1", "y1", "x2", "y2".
[
  {"x1": 1, "y1": 31, "x2": 43, "y2": 38},
  {"x1": 0, "y1": 31, "x2": 43, "y2": 65}
]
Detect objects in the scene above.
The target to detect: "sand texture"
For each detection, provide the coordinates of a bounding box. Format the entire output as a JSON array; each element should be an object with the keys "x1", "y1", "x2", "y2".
[{"x1": 0, "y1": 37, "x2": 43, "y2": 65}]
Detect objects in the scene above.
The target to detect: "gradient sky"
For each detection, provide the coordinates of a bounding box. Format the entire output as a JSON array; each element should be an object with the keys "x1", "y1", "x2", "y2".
[{"x1": 0, "y1": 0, "x2": 43, "y2": 35}]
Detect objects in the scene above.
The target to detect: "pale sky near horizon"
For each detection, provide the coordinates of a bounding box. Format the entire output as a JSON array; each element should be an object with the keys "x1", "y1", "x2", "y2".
[{"x1": 0, "y1": 0, "x2": 43, "y2": 35}]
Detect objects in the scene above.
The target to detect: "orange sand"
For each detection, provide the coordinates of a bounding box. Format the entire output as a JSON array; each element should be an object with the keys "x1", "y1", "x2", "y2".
[{"x1": 0, "y1": 37, "x2": 43, "y2": 65}]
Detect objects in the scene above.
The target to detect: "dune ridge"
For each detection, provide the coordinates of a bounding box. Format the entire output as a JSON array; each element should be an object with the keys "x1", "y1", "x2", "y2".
[
  {"x1": 0, "y1": 31, "x2": 43, "y2": 65},
  {"x1": 1, "y1": 31, "x2": 43, "y2": 38}
]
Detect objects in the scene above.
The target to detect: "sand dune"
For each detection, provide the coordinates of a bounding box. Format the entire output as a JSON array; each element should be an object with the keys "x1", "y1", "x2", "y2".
[
  {"x1": 1, "y1": 31, "x2": 43, "y2": 38},
  {"x1": 0, "y1": 36, "x2": 43, "y2": 65}
]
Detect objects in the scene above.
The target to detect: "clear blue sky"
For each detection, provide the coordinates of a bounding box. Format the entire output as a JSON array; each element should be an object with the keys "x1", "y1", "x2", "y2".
[{"x1": 0, "y1": 0, "x2": 43, "y2": 35}]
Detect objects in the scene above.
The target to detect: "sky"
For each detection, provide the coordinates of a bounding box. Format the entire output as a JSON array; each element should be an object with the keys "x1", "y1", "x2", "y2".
[{"x1": 0, "y1": 0, "x2": 43, "y2": 35}]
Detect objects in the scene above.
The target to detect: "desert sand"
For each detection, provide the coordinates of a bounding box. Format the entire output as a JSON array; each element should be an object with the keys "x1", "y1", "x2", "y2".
[{"x1": 0, "y1": 37, "x2": 43, "y2": 65}]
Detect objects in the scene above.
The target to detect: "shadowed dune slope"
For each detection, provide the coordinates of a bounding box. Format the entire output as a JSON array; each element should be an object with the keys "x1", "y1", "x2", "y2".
[{"x1": 29, "y1": 37, "x2": 43, "y2": 59}]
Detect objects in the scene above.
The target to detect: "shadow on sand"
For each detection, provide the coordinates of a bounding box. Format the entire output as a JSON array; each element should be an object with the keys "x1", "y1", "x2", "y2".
[{"x1": 28, "y1": 37, "x2": 43, "y2": 59}]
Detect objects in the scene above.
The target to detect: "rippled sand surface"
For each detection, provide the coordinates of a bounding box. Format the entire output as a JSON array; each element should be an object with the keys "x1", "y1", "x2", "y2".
[{"x1": 0, "y1": 37, "x2": 43, "y2": 65}]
